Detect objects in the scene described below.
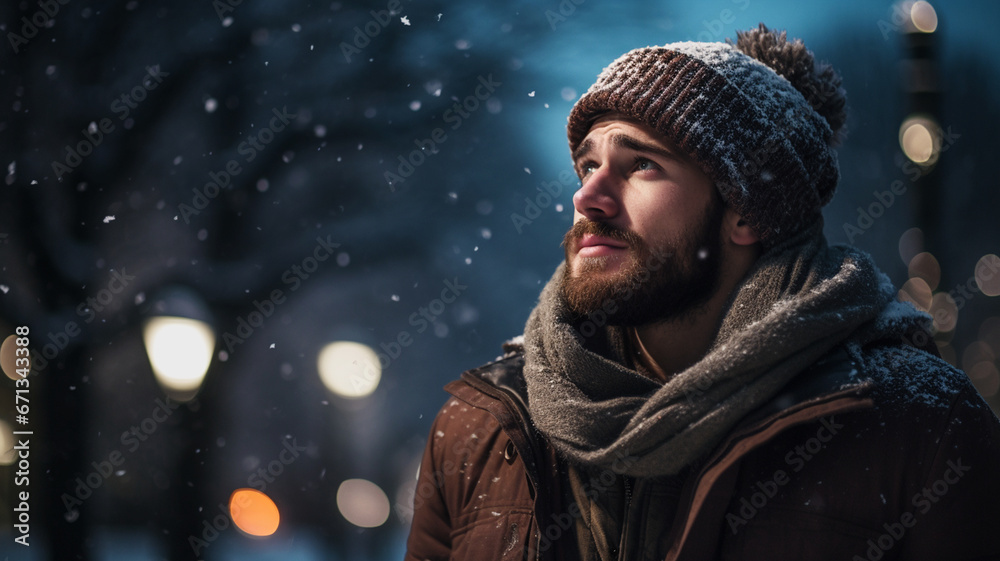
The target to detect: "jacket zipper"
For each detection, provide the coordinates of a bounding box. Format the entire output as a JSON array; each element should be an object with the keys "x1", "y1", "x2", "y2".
[{"x1": 617, "y1": 476, "x2": 634, "y2": 561}]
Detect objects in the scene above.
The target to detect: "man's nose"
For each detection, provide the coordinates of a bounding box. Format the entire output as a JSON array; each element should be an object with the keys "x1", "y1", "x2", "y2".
[{"x1": 572, "y1": 167, "x2": 620, "y2": 220}]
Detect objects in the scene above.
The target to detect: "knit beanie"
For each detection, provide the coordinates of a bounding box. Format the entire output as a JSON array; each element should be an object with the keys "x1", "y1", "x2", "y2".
[{"x1": 567, "y1": 24, "x2": 847, "y2": 247}]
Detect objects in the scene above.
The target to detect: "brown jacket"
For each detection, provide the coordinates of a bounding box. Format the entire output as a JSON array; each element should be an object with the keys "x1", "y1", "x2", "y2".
[{"x1": 405, "y1": 344, "x2": 1000, "y2": 560}]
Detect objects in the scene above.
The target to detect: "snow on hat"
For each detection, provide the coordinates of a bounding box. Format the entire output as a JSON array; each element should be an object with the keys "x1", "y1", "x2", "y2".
[{"x1": 567, "y1": 24, "x2": 847, "y2": 247}]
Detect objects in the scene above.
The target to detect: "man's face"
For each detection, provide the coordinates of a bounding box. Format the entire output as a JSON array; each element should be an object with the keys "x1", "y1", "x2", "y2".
[{"x1": 561, "y1": 115, "x2": 725, "y2": 326}]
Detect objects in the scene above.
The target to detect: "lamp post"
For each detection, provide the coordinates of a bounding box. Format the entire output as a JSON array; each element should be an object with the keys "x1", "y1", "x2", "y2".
[
  {"x1": 142, "y1": 287, "x2": 215, "y2": 560},
  {"x1": 898, "y1": 1, "x2": 942, "y2": 256},
  {"x1": 316, "y1": 340, "x2": 392, "y2": 557}
]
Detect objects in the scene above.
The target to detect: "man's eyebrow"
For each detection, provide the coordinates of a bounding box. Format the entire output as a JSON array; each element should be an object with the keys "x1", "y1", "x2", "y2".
[
  {"x1": 572, "y1": 138, "x2": 593, "y2": 164},
  {"x1": 610, "y1": 133, "x2": 681, "y2": 162},
  {"x1": 572, "y1": 133, "x2": 682, "y2": 165}
]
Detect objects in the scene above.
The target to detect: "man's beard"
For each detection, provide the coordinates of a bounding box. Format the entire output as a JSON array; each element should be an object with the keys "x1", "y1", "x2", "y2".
[{"x1": 560, "y1": 199, "x2": 725, "y2": 327}]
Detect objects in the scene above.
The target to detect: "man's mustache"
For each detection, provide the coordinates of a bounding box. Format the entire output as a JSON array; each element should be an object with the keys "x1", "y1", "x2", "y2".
[{"x1": 563, "y1": 220, "x2": 643, "y2": 249}]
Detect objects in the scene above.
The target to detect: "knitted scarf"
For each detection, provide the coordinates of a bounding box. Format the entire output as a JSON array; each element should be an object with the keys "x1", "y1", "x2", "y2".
[{"x1": 522, "y1": 223, "x2": 928, "y2": 477}]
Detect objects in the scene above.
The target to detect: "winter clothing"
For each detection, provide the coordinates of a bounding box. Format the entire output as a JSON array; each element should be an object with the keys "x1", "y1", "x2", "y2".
[
  {"x1": 522, "y1": 223, "x2": 926, "y2": 478},
  {"x1": 405, "y1": 223, "x2": 1000, "y2": 559},
  {"x1": 567, "y1": 25, "x2": 845, "y2": 247},
  {"x1": 405, "y1": 331, "x2": 1000, "y2": 560}
]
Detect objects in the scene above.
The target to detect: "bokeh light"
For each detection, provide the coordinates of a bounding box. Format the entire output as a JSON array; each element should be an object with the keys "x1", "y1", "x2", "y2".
[
  {"x1": 898, "y1": 227, "x2": 924, "y2": 266},
  {"x1": 962, "y1": 341, "x2": 996, "y2": 372},
  {"x1": 899, "y1": 116, "x2": 940, "y2": 165},
  {"x1": 0, "y1": 334, "x2": 28, "y2": 381},
  {"x1": 908, "y1": 252, "x2": 941, "y2": 291},
  {"x1": 336, "y1": 479, "x2": 390, "y2": 528},
  {"x1": 317, "y1": 341, "x2": 381, "y2": 398},
  {"x1": 229, "y1": 488, "x2": 280, "y2": 537},
  {"x1": 929, "y1": 292, "x2": 958, "y2": 332},
  {"x1": 899, "y1": 277, "x2": 933, "y2": 312},
  {"x1": 0, "y1": 419, "x2": 16, "y2": 466},
  {"x1": 142, "y1": 316, "x2": 215, "y2": 400},
  {"x1": 910, "y1": 1, "x2": 939, "y2": 33},
  {"x1": 975, "y1": 254, "x2": 1000, "y2": 297}
]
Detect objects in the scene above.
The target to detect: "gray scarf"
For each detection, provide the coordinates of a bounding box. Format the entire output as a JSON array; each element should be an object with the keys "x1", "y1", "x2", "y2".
[{"x1": 522, "y1": 224, "x2": 927, "y2": 477}]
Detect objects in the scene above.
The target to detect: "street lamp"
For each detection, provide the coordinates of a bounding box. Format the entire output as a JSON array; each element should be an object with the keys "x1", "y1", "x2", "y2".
[
  {"x1": 316, "y1": 341, "x2": 381, "y2": 399},
  {"x1": 142, "y1": 287, "x2": 215, "y2": 402}
]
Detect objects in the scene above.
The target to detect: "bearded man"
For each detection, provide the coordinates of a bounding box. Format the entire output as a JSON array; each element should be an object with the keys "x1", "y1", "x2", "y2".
[{"x1": 405, "y1": 24, "x2": 1000, "y2": 560}]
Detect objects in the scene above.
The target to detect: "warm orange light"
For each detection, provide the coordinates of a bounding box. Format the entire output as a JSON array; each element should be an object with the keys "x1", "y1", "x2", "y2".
[{"x1": 229, "y1": 488, "x2": 280, "y2": 537}]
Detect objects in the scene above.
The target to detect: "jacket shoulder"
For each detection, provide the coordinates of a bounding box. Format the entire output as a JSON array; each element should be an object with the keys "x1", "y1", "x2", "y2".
[{"x1": 858, "y1": 341, "x2": 990, "y2": 414}]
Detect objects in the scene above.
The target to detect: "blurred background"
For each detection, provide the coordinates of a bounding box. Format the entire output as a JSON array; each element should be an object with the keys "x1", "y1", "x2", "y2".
[{"x1": 0, "y1": 0, "x2": 998, "y2": 559}]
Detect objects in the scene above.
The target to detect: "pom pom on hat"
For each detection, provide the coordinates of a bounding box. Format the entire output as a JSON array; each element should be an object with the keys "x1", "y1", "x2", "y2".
[{"x1": 731, "y1": 23, "x2": 848, "y2": 146}]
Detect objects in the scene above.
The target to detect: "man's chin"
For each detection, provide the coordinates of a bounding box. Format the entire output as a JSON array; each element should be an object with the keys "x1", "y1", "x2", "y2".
[{"x1": 569, "y1": 253, "x2": 631, "y2": 277}]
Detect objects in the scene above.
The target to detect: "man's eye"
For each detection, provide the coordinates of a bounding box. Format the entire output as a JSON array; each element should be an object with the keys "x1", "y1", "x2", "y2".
[{"x1": 634, "y1": 158, "x2": 656, "y2": 171}]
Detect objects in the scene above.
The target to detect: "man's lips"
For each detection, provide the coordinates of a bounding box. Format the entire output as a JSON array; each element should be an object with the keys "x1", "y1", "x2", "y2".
[{"x1": 576, "y1": 234, "x2": 629, "y2": 257}]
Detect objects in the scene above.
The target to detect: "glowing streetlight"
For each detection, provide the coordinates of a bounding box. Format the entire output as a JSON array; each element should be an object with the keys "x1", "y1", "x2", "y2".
[
  {"x1": 142, "y1": 287, "x2": 215, "y2": 401},
  {"x1": 336, "y1": 478, "x2": 390, "y2": 528},
  {"x1": 317, "y1": 341, "x2": 381, "y2": 399},
  {"x1": 899, "y1": 115, "x2": 941, "y2": 166},
  {"x1": 229, "y1": 488, "x2": 280, "y2": 537},
  {"x1": 909, "y1": 1, "x2": 938, "y2": 33}
]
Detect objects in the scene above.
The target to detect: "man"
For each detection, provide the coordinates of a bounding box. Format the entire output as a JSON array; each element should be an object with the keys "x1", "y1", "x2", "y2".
[{"x1": 405, "y1": 25, "x2": 1000, "y2": 560}]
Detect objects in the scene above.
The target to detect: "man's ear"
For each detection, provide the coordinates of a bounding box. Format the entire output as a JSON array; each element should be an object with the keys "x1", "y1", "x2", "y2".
[{"x1": 724, "y1": 208, "x2": 760, "y2": 246}]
